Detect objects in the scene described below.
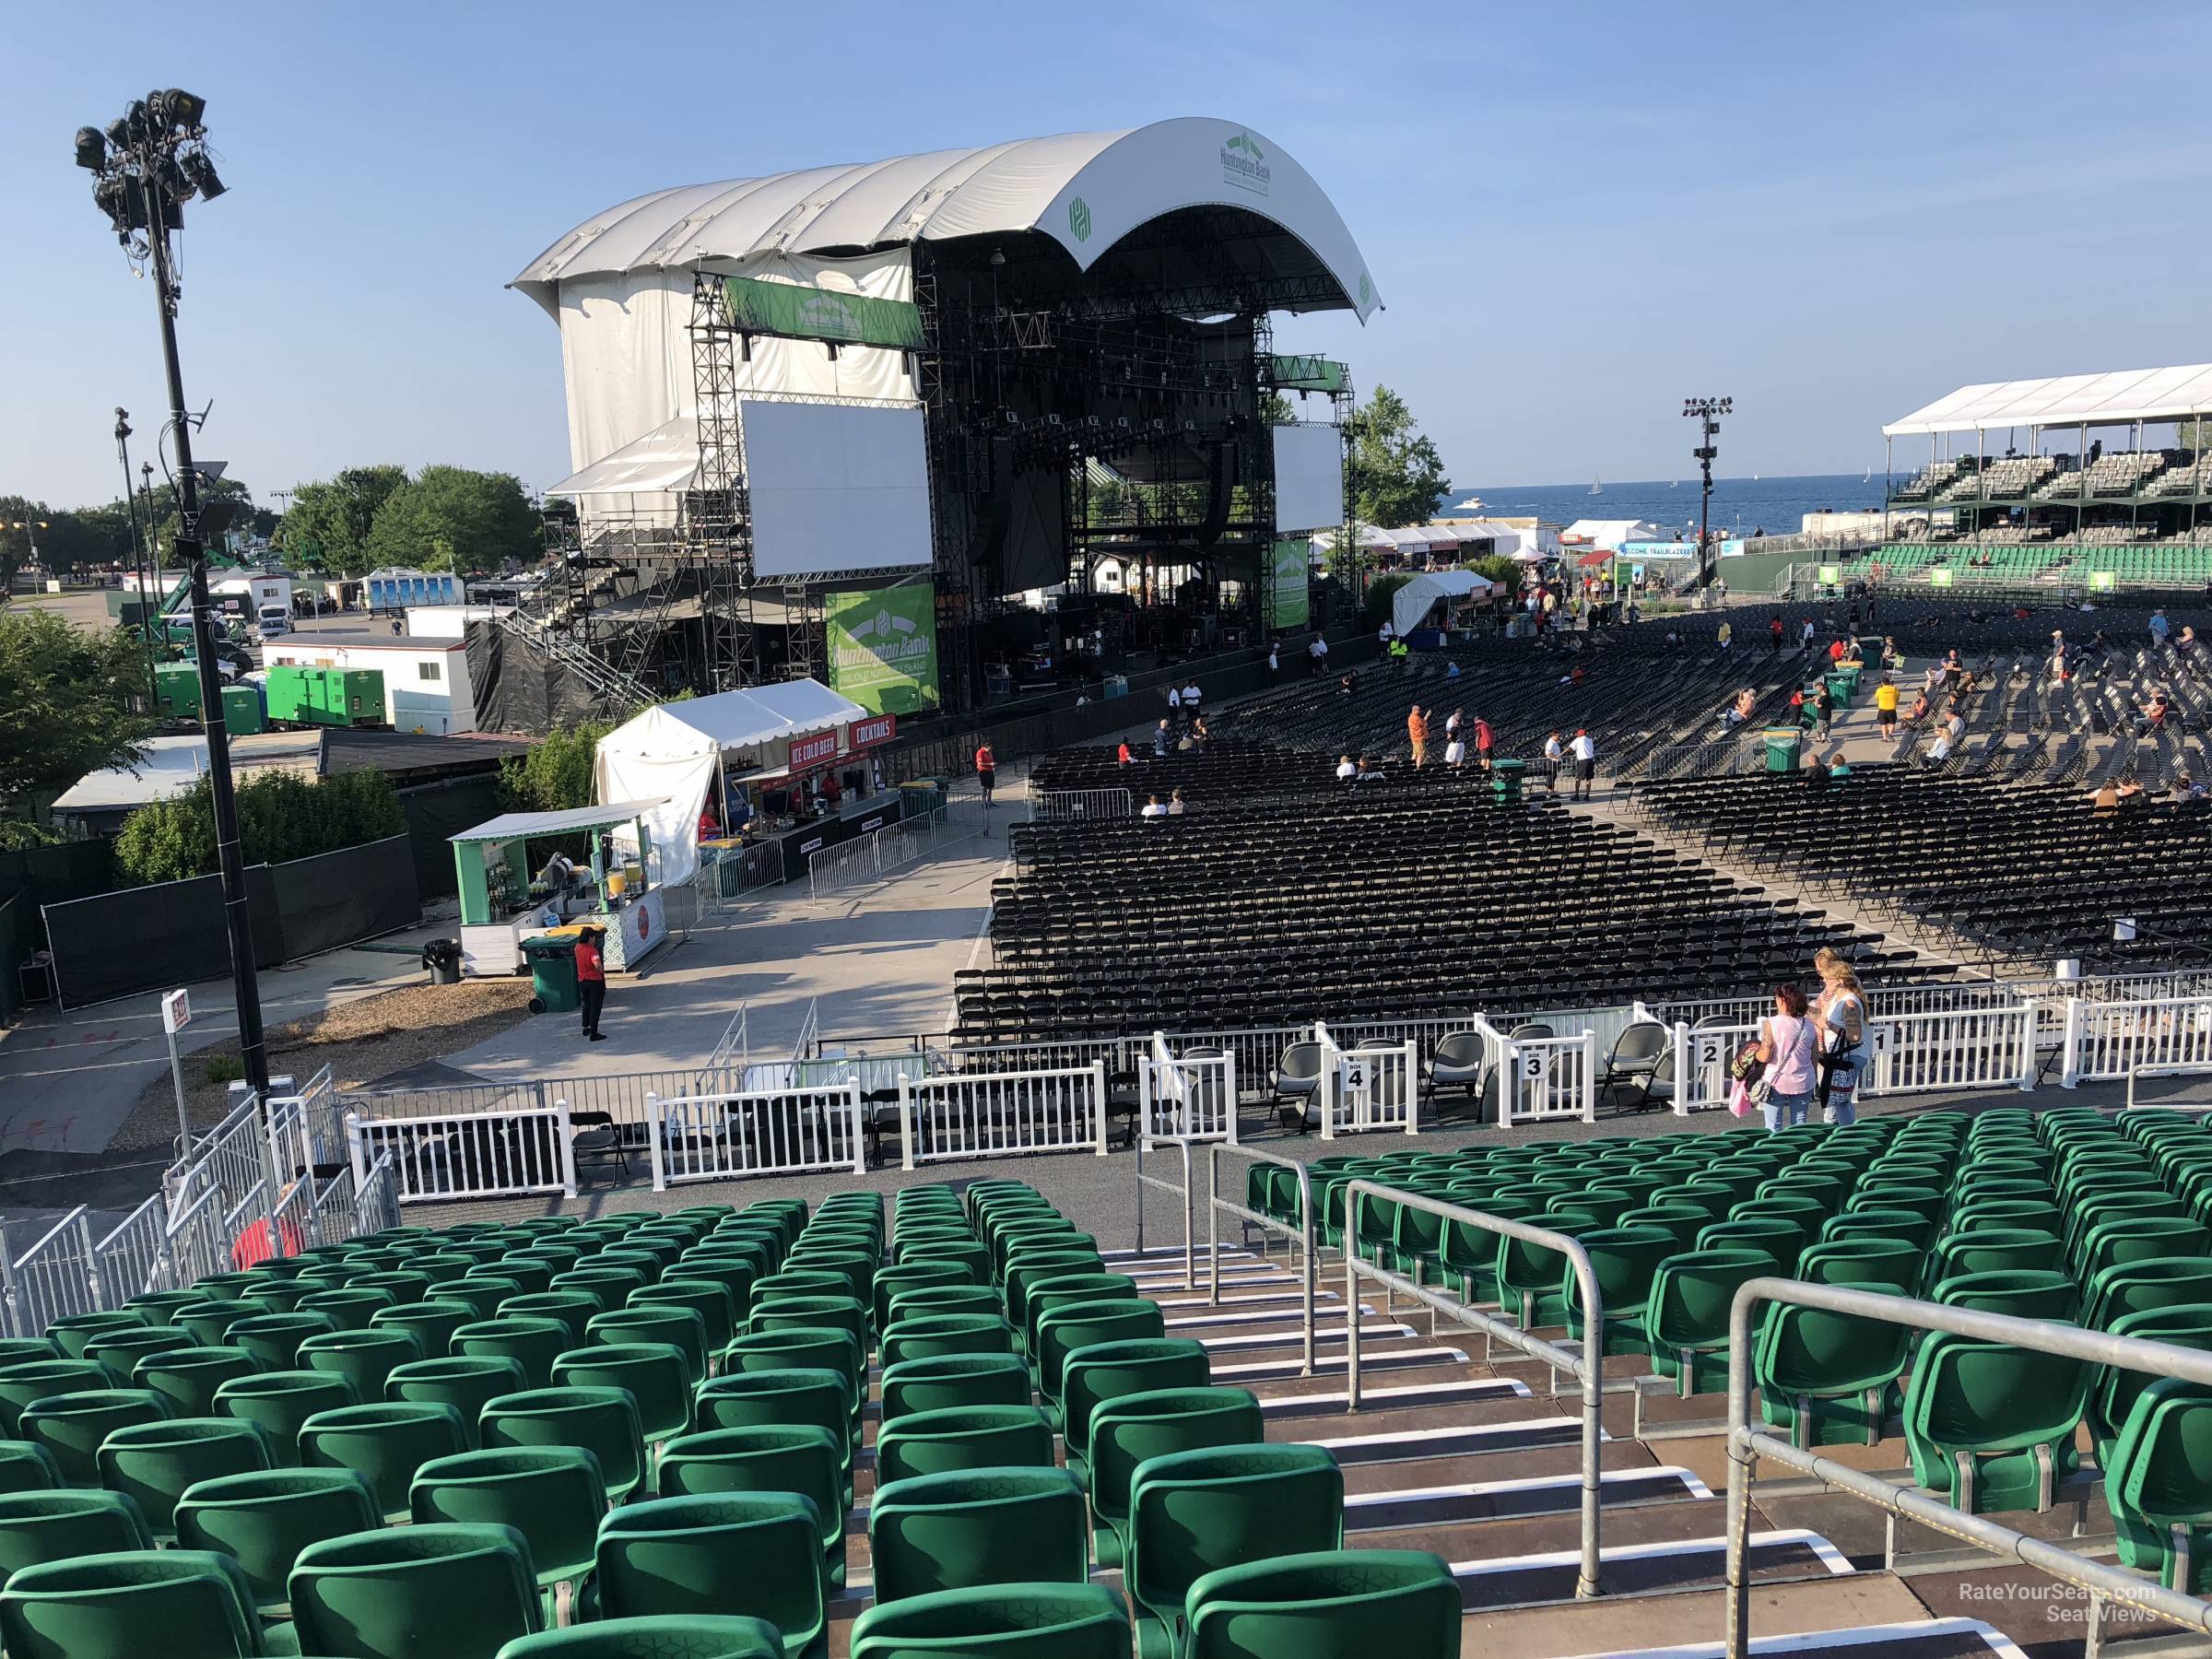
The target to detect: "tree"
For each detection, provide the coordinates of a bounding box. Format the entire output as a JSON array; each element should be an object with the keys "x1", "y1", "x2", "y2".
[
  {"x1": 1344, "y1": 386, "x2": 1449, "y2": 531},
  {"x1": 498, "y1": 722, "x2": 614, "y2": 816},
  {"x1": 1361, "y1": 572, "x2": 1411, "y2": 630},
  {"x1": 279, "y1": 465, "x2": 407, "y2": 575},
  {"x1": 361, "y1": 466, "x2": 536, "y2": 578},
  {"x1": 1466, "y1": 554, "x2": 1524, "y2": 595},
  {"x1": 113, "y1": 768, "x2": 406, "y2": 885},
  {"x1": 0, "y1": 609, "x2": 152, "y2": 804}
]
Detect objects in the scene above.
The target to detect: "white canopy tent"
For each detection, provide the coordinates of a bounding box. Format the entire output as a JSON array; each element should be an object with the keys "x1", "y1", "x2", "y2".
[
  {"x1": 1884, "y1": 363, "x2": 2212, "y2": 437},
  {"x1": 1392, "y1": 570, "x2": 1495, "y2": 640},
  {"x1": 1562, "y1": 519, "x2": 1667, "y2": 552},
  {"x1": 592, "y1": 680, "x2": 867, "y2": 883}
]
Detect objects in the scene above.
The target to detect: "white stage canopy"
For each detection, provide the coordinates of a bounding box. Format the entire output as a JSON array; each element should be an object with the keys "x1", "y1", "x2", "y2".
[
  {"x1": 1884, "y1": 363, "x2": 2212, "y2": 437},
  {"x1": 1562, "y1": 519, "x2": 1666, "y2": 551},
  {"x1": 1393, "y1": 570, "x2": 1494, "y2": 640},
  {"x1": 592, "y1": 680, "x2": 867, "y2": 883}
]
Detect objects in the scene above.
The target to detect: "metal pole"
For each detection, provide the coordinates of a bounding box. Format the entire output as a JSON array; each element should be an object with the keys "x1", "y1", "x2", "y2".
[
  {"x1": 166, "y1": 1025, "x2": 191, "y2": 1153},
  {"x1": 114, "y1": 410, "x2": 159, "y2": 712},
  {"x1": 136, "y1": 164, "x2": 270, "y2": 1097}
]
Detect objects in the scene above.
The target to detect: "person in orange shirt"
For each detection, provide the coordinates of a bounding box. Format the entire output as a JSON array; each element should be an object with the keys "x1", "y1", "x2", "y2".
[{"x1": 1407, "y1": 704, "x2": 1430, "y2": 769}]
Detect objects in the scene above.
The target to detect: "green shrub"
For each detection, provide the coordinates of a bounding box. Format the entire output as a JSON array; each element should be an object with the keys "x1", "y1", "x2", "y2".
[
  {"x1": 114, "y1": 767, "x2": 408, "y2": 886},
  {"x1": 498, "y1": 721, "x2": 613, "y2": 815},
  {"x1": 200, "y1": 1053, "x2": 245, "y2": 1087}
]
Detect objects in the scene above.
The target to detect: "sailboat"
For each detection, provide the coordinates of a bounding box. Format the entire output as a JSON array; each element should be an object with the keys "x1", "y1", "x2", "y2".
[
  {"x1": 1589, "y1": 476, "x2": 1602, "y2": 496},
  {"x1": 1863, "y1": 465, "x2": 1873, "y2": 484},
  {"x1": 1669, "y1": 478, "x2": 1679, "y2": 488}
]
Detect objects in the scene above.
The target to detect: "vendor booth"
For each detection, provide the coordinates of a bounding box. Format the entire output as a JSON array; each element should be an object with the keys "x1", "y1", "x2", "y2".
[
  {"x1": 594, "y1": 680, "x2": 903, "y2": 886},
  {"x1": 449, "y1": 800, "x2": 672, "y2": 978},
  {"x1": 1390, "y1": 569, "x2": 1496, "y2": 642}
]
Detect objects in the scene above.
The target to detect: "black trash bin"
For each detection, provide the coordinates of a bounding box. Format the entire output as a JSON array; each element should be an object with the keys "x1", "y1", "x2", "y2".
[{"x1": 422, "y1": 938, "x2": 463, "y2": 986}]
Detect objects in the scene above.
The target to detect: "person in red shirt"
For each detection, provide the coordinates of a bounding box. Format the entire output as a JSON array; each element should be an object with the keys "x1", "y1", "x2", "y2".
[
  {"x1": 1116, "y1": 740, "x2": 1132, "y2": 766},
  {"x1": 230, "y1": 1185, "x2": 305, "y2": 1269},
  {"x1": 574, "y1": 926, "x2": 608, "y2": 1041},
  {"x1": 974, "y1": 743, "x2": 997, "y2": 837},
  {"x1": 1473, "y1": 715, "x2": 1495, "y2": 771}
]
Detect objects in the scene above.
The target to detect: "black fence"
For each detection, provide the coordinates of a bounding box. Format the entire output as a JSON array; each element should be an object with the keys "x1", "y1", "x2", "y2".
[
  {"x1": 41, "y1": 835, "x2": 420, "y2": 1009},
  {"x1": 395, "y1": 774, "x2": 503, "y2": 899}
]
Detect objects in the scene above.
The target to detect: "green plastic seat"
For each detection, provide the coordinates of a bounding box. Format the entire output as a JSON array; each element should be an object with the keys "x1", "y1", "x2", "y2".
[
  {"x1": 1641, "y1": 1248, "x2": 1780, "y2": 1395},
  {"x1": 495, "y1": 1615, "x2": 783, "y2": 1659},
  {"x1": 2085, "y1": 1259, "x2": 2212, "y2": 1331},
  {"x1": 2077, "y1": 1216, "x2": 2211, "y2": 1281},
  {"x1": 1905, "y1": 1334, "x2": 2090, "y2": 1513},
  {"x1": 1492, "y1": 1215, "x2": 1605, "y2": 1329},
  {"x1": 874, "y1": 1405, "x2": 1055, "y2": 1488},
  {"x1": 2093, "y1": 1307, "x2": 2212, "y2": 1466},
  {"x1": 0, "y1": 1547, "x2": 265, "y2": 1659},
  {"x1": 870, "y1": 1465, "x2": 1088, "y2": 1604},
  {"x1": 552, "y1": 1343, "x2": 693, "y2": 1442},
  {"x1": 352, "y1": 1270, "x2": 436, "y2": 1305},
  {"x1": 2108, "y1": 1377, "x2": 2212, "y2": 1594},
  {"x1": 588, "y1": 1306, "x2": 711, "y2": 1387},
  {"x1": 1928, "y1": 1229, "x2": 2063, "y2": 1283},
  {"x1": 0, "y1": 1490, "x2": 154, "y2": 1581},
  {"x1": 0, "y1": 1440, "x2": 62, "y2": 1494},
  {"x1": 431, "y1": 1278, "x2": 526, "y2": 1324},
  {"x1": 95, "y1": 1416, "x2": 273, "y2": 1534},
  {"x1": 173, "y1": 1465, "x2": 382, "y2": 1609},
  {"x1": 296, "y1": 1287, "x2": 401, "y2": 1332},
  {"x1": 1032, "y1": 1303, "x2": 1169, "y2": 1404},
  {"x1": 592, "y1": 1491, "x2": 828, "y2": 1659},
  {"x1": 450, "y1": 1318, "x2": 571, "y2": 1393},
  {"x1": 1184, "y1": 1548, "x2": 1461, "y2": 1659},
  {"x1": 225, "y1": 1311, "x2": 339, "y2": 1371},
  {"x1": 77, "y1": 1329, "x2": 186, "y2": 1382},
  {"x1": 43, "y1": 1312, "x2": 147, "y2": 1361},
  {"x1": 134, "y1": 1347, "x2": 261, "y2": 1418},
  {"x1": 872, "y1": 1264, "x2": 971, "y2": 1331},
  {"x1": 881, "y1": 1312, "x2": 1018, "y2": 1372},
  {"x1": 1562, "y1": 1226, "x2": 1677, "y2": 1358},
  {"x1": 497, "y1": 1292, "x2": 604, "y2": 1349},
  {"x1": 879, "y1": 1353, "x2": 1032, "y2": 1427},
  {"x1": 18, "y1": 1389, "x2": 171, "y2": 1486},
  {"x1": 480, "y1": 1386, "x2": 646, "y2": 1503},
  {"x1": 719, "y1": 1328, "x2": 863, "y2": 1427},
  {"x1": 1931, "y1": 1270, "x2": 2077, "y2": 1322},
  {"x1": 300, "y1": 1327, "x2": 426, "y2": 1402},
  {"x1": 0, "y1": 1362, "x2": 123, "y2": 1436},
  {"x1": 384, "y1": 1356, "x2": 528, "y2": 1446},
  {"x1": 1085, "y1": 1387, "x2": 1265, "y2": 1569},
  {"x1": 1125, "y1": 1443, "x2": 1345, "y2": 1657},
  {"x1": 671, "y1": 1256, "x2": 759, "y2": 1324},
  {"x1": 888, "y1": 1285, "x2": 1002, "y2": 1326},
  {"x1": 630, "y1": 1279, "x2": 738, "y2": 1357},
  {"x1": 1755, "y1": 1287, "x2": 1912, "y2": 1448},
  {"x1": 847, "y1": 1581, "x2": 1131, "y2": 1659},
  {"x1": 290, "y1": 1521, "x2": 542, "y2": 1659},
  {"x1": 410, "y1": 1446, "x2": 606, "y2": 1593},
  {"x1": 655, "y1": 1425, "x2": 846, "y2": 1589},
  {"x1": 692, "y1": 1367, "x2": 853, "y2": 1476},
  {"x1": 746, "y1": 1295, "x2": 866, "y2": 1362},
  {"x1": 299, "y1": 1400, "x2": 469, "y2": 1518},
  {"x1": 213, "y1": 1370, "x2": 357, "y2": 1465},
  {"x1": 1794, "y1": 1238, "x2": 1920, "y2": 1293},
  {"x1": 371, "y1": 1299, "x2": 477, "y2": 1362}
]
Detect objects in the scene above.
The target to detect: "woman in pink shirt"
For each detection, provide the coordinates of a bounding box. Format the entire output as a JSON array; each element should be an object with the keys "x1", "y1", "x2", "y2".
[{"x1": 1753, "y1": 982, "x2": 1818, "y2": 1130}]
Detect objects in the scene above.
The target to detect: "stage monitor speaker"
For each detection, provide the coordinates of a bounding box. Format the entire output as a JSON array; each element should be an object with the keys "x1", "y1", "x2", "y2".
[{"x1": 1195, "y1": 441, "x2": 1231, "y2": 549}]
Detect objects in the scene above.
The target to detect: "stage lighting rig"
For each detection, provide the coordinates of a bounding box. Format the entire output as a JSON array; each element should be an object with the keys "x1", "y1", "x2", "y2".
[{"x1": 1682, "y1": 396, "x2": 1732, "y2": 590}]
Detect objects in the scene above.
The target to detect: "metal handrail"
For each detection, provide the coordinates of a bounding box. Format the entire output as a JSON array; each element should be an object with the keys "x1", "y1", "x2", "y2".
[
  {"x1": 1205, "y1": 1143, "x2": 1315, "y2": 1377},
  {"x1": 1341, "y1": 1181, "x2": 1606, "y2": 1600},
  {"x1": 1723, "y1": 1277, "x2": 2212, "y2": 1658},
  {"x1": 1131, "y1": 1133, "x2": 1195, "y2": 1291}
]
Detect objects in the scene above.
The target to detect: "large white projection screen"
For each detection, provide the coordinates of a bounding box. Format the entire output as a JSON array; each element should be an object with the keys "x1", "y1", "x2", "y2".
[
  {"x1": 740, "y1": 399, "x2": 935, "y2": 578},
  {"x1": 1272, "y1": 422, "x2": 1346, "y2": 534}
]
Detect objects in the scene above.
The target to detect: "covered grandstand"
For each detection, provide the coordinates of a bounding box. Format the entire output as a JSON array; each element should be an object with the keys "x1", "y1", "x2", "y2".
[
  {"x1": 1865, "y1": 362, "x2": 2212, "y2": 590},
  {"x1": 507, "y1": 119, "x2": 1381, "y2": 714}
]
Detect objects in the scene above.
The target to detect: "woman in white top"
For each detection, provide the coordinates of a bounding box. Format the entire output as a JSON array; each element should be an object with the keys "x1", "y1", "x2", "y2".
[
  {"x1": 1811, "y1": 949, "x2": 1866, "y2": 1126},
  {"x1": 1752, "y1": 982, "x2": 1818, "y2": 1130}
]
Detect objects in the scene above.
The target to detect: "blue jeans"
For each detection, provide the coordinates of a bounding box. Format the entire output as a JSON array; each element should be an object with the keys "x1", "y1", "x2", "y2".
[{"x1": 1763, "y1": 1089, "x2": 1813, "y2": 1131}]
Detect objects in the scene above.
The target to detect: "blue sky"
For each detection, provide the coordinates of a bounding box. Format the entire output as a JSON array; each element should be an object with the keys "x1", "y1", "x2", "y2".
[{"x1": 6, "y1": 1, "x2": 2210, "y2": 508}]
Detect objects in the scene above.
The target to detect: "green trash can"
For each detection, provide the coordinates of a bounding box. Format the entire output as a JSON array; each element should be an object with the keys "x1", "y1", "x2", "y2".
[
  {"x1": 519, "y1": 935, "x2": 581, "y2": 1015},
  {"x1": 1824, "y1": 672, "x2": 1854, "y2": 709},
  {"x1": 1490, "y1": 759, "x2": 1527, "y2": 803},
  {"x1": 1764, "y1": 727, "x2": 1802, "y2": 773}
]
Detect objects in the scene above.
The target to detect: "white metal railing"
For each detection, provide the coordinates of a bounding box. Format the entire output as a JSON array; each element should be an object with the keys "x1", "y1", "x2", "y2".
[
  {"x1": 5, "y1": 1209, "x2": 100, "y2": 1339},
  {"x1": 346, "y1": 1104, "x2": 577, "y2": 1204},
  {"x1": 356, "y1": 1151, "x2": 401, "y2": 1233},
  {"x1": 1863, "y1": 1004, "x2": 2037, "y2": 1098},
  {"x1": 2064, "y1": 993, "x2": 2212, "y2": 1087},
  {"x1": 265, "y1": 1066, "x2": 341, "y2": 1175},
  {"x1": 166, "y1": 1091, "x2": 266, "y2": 1225},
  {"x1": 897, "y1": 1063, "x2": 1110, "y2": 1167},
  {"x1": 1028, "y1": 787, "x2": 1134, "y2": 823},
  {"x1": 808, "y1": 807, "x2": 952, "y2": 900},
  {"x1": 645, "y1": 1086, "x2": 865, "y2": 1189},
  {"x1": 1313, "y1": 1025, "x2": 1419, "y2": 1137},
  {"x1": 310, "y1": 1166, "x2": 363, "y2": 1246},
  {"x1": 162, "y1": 1184, "x2": 229, "y2": 1290},
  {"x1": 701, "y1": 1006, "x2": 749, "y2": 1084},
  {"x1": 92, "y1": 1195, "x2": 172, "y2": 1303},
  {"x1": 1665, "y1": 1019, "x2": 1760, "y2": 1115},
  {"x1": 1139, "y1": 1033, "x2": 1239, "y2": 1143},
  {"x1": 1477, "y1": 1018, "x2": 1598, "y2": 1125}
]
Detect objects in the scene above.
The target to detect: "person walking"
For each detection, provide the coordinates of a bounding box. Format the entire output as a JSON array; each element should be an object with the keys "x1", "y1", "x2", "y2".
[
  {"x1": 2151, "y1": 607, "x2": 2171, "y2": 650},
  {"x1": 1769, "y1": 616, "x2": 1784, "y2": 653},
  {"x1": 1407, "y1": 703, "x2": 1430, "y2": 769},
  {"x1": 1570, "y1": 727, "x2": 1596, "y2": 798},
  {"x1": 1267, "y1": 640, "x2": 1280, "y2": 677},
  {"x1": 1811, "y1": 949, "x2": 1867, "y2": 1127},
  {"x1": 1750, "y1": 982, "x2": 1817, "y2": 1130},
  {"x1": 575, "y1": 925, "x2": 609, "y2": 1042},
  {"x1": 1474, "y1": 714, "x2": 1496, "y2": 773},
  {"x1": 1875, "y1": 675, "x2": 1900, "y2": 740},
  {"x1": 1543, "y1": 730, "x2": 1564, "y2": 792},
  {"x1": 1152, "y1": 719, "x2": 1171, "y2": 759}
]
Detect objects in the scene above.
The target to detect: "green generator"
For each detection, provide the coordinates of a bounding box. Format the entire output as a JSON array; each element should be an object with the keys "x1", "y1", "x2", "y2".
[
  {"x1": 266, "y1": 665, "x2": 385, "y2": 728},
  {"x1": 221, "y1": 684, "x2": 265, "y2": 735},
  {"x1": 154, "y1": 663, "x2": 202, "y2": 720}
]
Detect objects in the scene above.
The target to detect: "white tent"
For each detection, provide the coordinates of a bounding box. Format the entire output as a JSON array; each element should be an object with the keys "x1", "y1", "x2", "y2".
[
  {"x1": 592, "y1": 680, "x2": 867, "y2": 883},
  {"x1": 1561, "y1": 519, "x2": 1667, "y2": 552},
  {"x1": 1392, "y1": 570, "x2": 1495, "y2": 640}
]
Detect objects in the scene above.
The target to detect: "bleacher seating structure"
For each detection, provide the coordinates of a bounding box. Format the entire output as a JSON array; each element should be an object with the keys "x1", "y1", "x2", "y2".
[{"x1": 0, "y1": 1112, "x2": 2205, "y2": 1656}]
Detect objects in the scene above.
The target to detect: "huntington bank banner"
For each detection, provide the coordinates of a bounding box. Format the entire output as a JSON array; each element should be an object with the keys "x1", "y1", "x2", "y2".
[
  {"x1": 827, "y1": 586, "x2": 941, "y2": 715},
  {"x1": 1266, "y1": 538, "x2": 1311, "y2": 632},
  {"x1": 722, "y1": 276, "x2": 924, "y2": 350}
]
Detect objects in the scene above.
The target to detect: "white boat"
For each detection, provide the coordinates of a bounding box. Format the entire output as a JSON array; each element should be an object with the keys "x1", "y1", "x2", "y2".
[
  {"x1": 1669, "y1": 478, "x2": 1678, "y2": 488},
  {"x1": 1589, "y1": 476, "x2": 1602, "y2": 495},
  {"x1": 1863, "y1": 465, "x2": 1872, "y2": 484}
]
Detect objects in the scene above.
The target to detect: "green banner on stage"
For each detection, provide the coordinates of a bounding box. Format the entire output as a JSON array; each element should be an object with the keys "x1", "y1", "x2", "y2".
[
  {"x1": 722, "y1": 276, "x2": 924, "y2": 349},
  {"x1": 1266, "y1": 537, "x2": 1311, "y2": 632},
  {"x1": 827, "y1": 585, "x2": 940, "y2": 715},
  {"x1": 1269, "y1": 355, "x2": 1349, "y2": 394}
]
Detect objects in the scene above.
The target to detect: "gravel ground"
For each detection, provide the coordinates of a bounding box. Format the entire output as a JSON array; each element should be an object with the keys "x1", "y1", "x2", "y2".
[{"x1": 111, "y1": 979, "x2": 534, "y2": 1154}]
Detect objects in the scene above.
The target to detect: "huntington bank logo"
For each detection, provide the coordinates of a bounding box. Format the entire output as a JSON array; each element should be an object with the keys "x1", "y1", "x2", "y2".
[
  {"x1": 1221, "y1": 131, "x2": 1270, "y2": 196},
  {"x1": 1358, "y1": 272, "x2": 1371, "y2": 308},
  {"x1": 841, "y1": 605, "x2": 925, "y2": 665},
  {"x1": 1068, "y1": 196, "x2": 1091, "y2": 242}
]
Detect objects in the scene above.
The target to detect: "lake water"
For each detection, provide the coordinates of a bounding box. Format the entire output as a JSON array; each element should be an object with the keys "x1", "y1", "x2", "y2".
[{"x1": 1450, "y1": 472, "x2": 1886, "y2": 536}]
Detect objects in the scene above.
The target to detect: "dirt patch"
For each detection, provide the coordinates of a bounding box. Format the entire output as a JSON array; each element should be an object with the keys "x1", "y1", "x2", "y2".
[{"x1": 113, "y1": 979, "x2": 535, "y2": 1154}]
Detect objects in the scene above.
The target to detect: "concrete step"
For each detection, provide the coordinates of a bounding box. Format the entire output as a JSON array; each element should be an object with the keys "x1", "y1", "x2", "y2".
[
  {"x1": 1542, "y1": 1616, "x2": 2035, "y2": 1659},
  {"x1": 1446, "y1": 1527, "x2": 1852, "y2": 1612},
  {"x1": 1466, "y1": 1579, "x2": 1981, "y2": 1659},
  {"x1": 1251, "y1": 1371, "x2": 1532, "y2": 1416},
  {"x1": 1344, "y1": 1465, "x2": 1709, "y2": 1533}
]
